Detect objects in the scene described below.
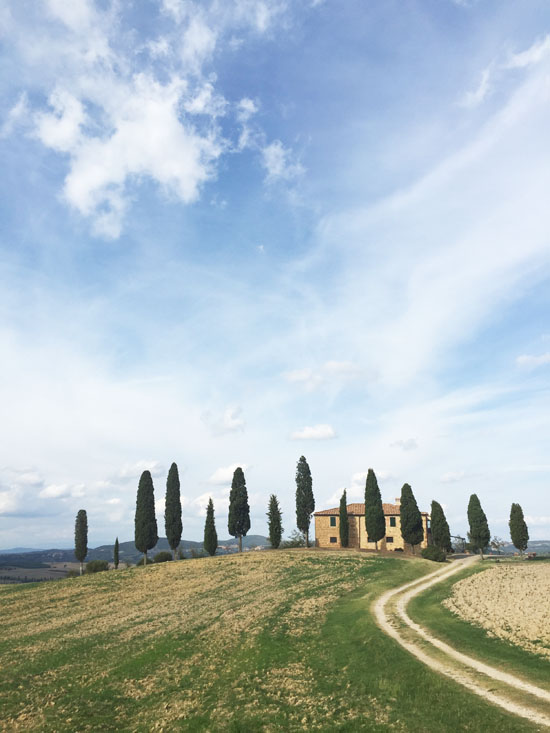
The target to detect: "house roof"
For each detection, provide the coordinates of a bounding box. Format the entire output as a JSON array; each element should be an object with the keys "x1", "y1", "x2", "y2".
[{"x1": 314, "y1": 502, "x2": 429, "y2": 517}]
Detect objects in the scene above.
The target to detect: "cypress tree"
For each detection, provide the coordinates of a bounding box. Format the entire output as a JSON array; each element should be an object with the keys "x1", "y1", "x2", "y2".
[
  {"x1": 467, "y1": 494, "x2": 490, "y2": 559},
  {"x1": 509, "y1": 503, "x2": 529, "y2": 556},
  {"x1": 430, "y1": 500, "x2": 451, "y2": 553},
  {"x1": 204, "y1": 498, "x2": 218, "y2": 556},
  {"x1": 134, "y1": 470, "x2": 158, "y2": 565},
  {"x1": 339, "y1": 489, "x2": 349, "y2": 547},
  {"x1": 400, "y1": 483, "x2": 424, "y2": 554},
  {"x1": 364, "y1": 468, "x2": 385, "y2": 550},
  {"x1": 228, "y1": 467, "x2": 250, "y2": 552},
  {"x1": 74, "y1": 509, "x2": 88, "y2": 576},
  {"x1": 295, "y1": 456, "x2": 315, "y2": 547},
  {"x1": 113, "y1": 537, "x2": 119, "y2": 569},
  {"x1": 165, "y1": 462, "x2": 183, "y2": 560},
  {"x1": 267, "y1": 494, "x2": 283, "y2": 549}
]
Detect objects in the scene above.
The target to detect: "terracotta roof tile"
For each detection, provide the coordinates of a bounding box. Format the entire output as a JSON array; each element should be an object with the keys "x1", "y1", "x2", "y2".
[{"x1": 314, "y1": 502, "x2": 428, "y2": 516}]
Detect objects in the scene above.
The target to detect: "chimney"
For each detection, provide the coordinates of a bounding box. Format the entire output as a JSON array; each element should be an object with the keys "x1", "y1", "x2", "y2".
[{"x1": 394, "y1": 497, "x2": 401, "y2": 505}]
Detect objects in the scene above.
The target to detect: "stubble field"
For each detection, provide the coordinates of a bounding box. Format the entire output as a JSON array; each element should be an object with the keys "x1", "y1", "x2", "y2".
[
  {"x1": 443, "y1": 561, "x2": 550, "y2": 658},
  {"x1": 0, "y1": 550, "x2": 542, "y2": 732}
]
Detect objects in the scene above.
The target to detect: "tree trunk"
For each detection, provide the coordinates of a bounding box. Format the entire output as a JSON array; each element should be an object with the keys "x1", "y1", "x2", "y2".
[
  {"x1": 411, "y1": 545, "x2": 416, "y2": 555},
  {"x1": 375, "y1": 540, "x2": 378, "y2": 551},
  {"x1": 173, "y1": 547, "x2": 177, "y2": 561},
  {"x1": 238, "y1": 535, "x2": 242, "y2": 553},
  {"x1": 144, "y1": 553, "x2": 147, "y2": 566},
  {"x1": 480, "y1": 548, "x2": 484, "y2": 560},
  {"x1": 305, "y1": 528, "x2": 309, "y2": 548},
  {"x1": 79, "y1": 562, "x2": 83, "y2": 576}
]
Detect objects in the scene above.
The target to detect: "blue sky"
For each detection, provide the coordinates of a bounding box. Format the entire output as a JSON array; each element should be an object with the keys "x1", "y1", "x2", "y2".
[{"x1": 1, "y1": 0, "x2": 550, "y2": 549}]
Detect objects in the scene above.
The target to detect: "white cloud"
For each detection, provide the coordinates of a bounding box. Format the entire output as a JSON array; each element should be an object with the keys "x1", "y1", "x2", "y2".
[
  {"x1": 203, "y1": 405, "x2": 245, "y2": 435},
  {"x1": 525, "y1": 515, "x2": 550, "y2": 526},
  {"x1": 390, "y1": 438, "x2": 418, "y2": 451},
  {"x1": 506, "y1": 36, "x2": 550, "y2": 69},
  {"x1": 459, "y1": 66, "x2": 492, "y2": 108},
  {"x1": 208, "y1": 463, "x2": 248, "y2": 484},
  {"x1": 516, "y1": 353, "x2": 550, "y2": 369},
  {"x1": 290, "y1": 424, "x2": 336, "y2": 440},
  {"x1": 285, "y1": 361, "x2": 364, "y2": 392},
  {"x1": 1, "y1": 92, "x2": 29, "y2": 138},
  {"x1": 39, "y1": 484, "x2": 71, "y2": 499},
  {"x1": 8, "y1": 0, "x2": 292, "y2": 237},
  {"x1": 118, "y1": 461, "x2": 165, "y2": 481},
  {"x1": 0, "y1": 491, "x2": 19, "y2": 515},
  {"x1": 262, "y1": 139, "x2": 304, "y2": 183},
  {"x1": 237, "y1": 97, "x2": 258, "y2": 121},
  {"x1": 441, "y1": 471, "x2": 465, "y2": 483}
]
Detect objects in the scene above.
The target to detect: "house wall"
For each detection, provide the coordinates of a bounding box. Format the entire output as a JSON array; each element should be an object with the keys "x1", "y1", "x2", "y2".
[{"x1": 314, "y1": 513, "x2": 430, "y2": 552}]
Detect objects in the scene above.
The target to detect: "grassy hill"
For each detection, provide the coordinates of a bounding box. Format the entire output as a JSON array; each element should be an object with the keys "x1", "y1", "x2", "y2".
[{"x1": 0, "y1": 551, "x2": 538, "y2": 731}]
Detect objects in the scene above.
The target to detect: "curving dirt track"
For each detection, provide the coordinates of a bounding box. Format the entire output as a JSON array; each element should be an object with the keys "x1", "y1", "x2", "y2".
[{"x1": 373, "y1": 557, "x2": 550, "y2": 729}]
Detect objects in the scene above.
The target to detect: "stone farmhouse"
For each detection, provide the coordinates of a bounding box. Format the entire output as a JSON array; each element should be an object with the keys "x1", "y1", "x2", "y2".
[{"x1": 314, "y1": 499, "x2": 430, "y2": 552}]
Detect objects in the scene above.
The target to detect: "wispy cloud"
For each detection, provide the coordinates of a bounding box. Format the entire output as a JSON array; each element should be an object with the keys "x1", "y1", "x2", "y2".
[
  {"x1": 290, "y1": 424, "x2": 336, "y2": 440},
  {"x1": 516, "y1": 353, "x2": 550, "y2": 369}
]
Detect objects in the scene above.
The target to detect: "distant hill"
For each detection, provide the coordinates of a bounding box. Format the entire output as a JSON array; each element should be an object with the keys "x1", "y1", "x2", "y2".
[
  {"x1": 0, "y1": 535, "x2": 270, "y2": 568},
  {"x1": 0, "y1": 547, "x2": 43, "y2": 555},
  {"x1": 499, "y1": 540, "x2": 550, "y2": 554}
]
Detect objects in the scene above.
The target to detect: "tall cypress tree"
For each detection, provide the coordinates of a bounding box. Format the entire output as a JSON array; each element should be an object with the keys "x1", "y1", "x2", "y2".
[
  {"x1": 339, "y1": 489, "x2": 349, "y2": 548},
  {"x1": 400, "y1": 483, "x2": 424, "y2": 554},
  {"x1": 74, "y1": 509, "x2": 88, "y2": 576},
  {"x1": 135, "y1": 470, "x2": 158, "y2": 565},
  {"x1": 430, "y1": 500, "x2": 451, "y2": 553},
  {"x1": 165, "y1": 462, "x2": 182, "y2": 560},
  {"x1": 228, "y1": 467, "x2": 250, "y2": 552},
  {"x1": 204, "y1": 498, "x2": 218, "y2": 556},
  {"x1": 467, "y1": 494, "x2": 490, "y2": 559},
  {"x1": 295, "y1": 456, "x2": 315, "y2": 547},
  {"x1": 509, "y1": 503, "x2": 529, "y2": 556},
  {"x1": 364, "y1": 468, "x2": 385, "y2": 550},
  {"x1": 113, "y1": 537, "x2": 119, "y2": 569},
  {"x1": 267, "y1": 494, "x2": 283, "y2": 549}
]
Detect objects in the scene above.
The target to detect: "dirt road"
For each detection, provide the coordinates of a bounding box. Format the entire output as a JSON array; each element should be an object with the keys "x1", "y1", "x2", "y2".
[{"x1": 373, "y1": 557, "x2": 550, "y2": 729}]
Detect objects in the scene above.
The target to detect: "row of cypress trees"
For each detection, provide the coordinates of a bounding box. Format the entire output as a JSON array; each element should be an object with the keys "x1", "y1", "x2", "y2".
[
  {"x1": 335, "y1": 468, "x2": 530, "y2": 559},
  {"x1": 75, "y1": 460, "x2": 531, "y2": 566}
]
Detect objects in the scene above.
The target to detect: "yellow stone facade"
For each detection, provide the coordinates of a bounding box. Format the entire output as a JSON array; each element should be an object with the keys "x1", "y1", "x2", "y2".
[{"x1": 314, "y1": 502, "x2": 430, "y2": 552}]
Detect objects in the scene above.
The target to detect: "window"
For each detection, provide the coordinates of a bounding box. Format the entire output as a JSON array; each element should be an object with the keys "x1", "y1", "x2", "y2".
[
  {"x1": 386, "y1": 536, "x2": 394, "y2": 543},
  {"x1": 330, "y1": 536, "x2": 337, "y2": 543},
  {"x1": 330, "y1": 516, "x2": 336, "y2": 527},
  {"x1": 389, "y1": 516, "x2": 396, "y2": 527}
]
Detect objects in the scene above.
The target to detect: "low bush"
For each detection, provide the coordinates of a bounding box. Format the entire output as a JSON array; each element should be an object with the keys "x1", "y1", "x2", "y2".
[
  {"x1": 86, "y1": 560, "x2": 109, "y2": 573},
  {"x1": 421, "y1": 546, "x2": 447, "y2": 562},
  {"x1": 153, "y1": 551, "x2": 173, "y2": 563}
]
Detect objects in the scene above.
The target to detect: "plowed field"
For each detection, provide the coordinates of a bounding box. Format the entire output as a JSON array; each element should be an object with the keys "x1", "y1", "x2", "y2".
[{"x1": 444, "y1": 562, "x2": 550, "y2": 659}]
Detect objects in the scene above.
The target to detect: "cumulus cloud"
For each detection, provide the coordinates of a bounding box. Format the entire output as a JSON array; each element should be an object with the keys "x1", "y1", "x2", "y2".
[
  {"x1": 262, "y1": 139, "x2": 304, "y2": 183},
  {"x1": 516, "y1": 353, "x2": 550, "y2": 369},
  {"x1": 208, "y1": 463, "x2": 248, "y2": 484},
  {"x1": 8, "y1": 0, "x2": 296, "y2": 237},
  {"x1": 290, "y1": 424, "x2": 336, "y2": 440}
]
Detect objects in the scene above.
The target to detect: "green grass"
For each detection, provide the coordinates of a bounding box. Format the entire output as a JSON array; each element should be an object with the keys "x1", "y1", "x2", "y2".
[
  {"x1": 407, "y1": 561, "x2": 550, "y2": 690},
  {"x1": 0, "y1": 552, "x2": 540, "y2": 732}
]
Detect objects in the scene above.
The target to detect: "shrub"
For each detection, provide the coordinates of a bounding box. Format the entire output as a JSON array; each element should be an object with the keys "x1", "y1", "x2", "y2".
[
  {"x1": 280, "y1": 529, "x2": 306, "y2": 548},
  {"x1": 421, "y1": 546, "x2": 446, "y2": 562},
  {"x1": 153, "y1": 551, "x2": 173, "y2": 563},
  {"x1": 86, "y1": 559, "x2": 109, "y2": 573}
]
